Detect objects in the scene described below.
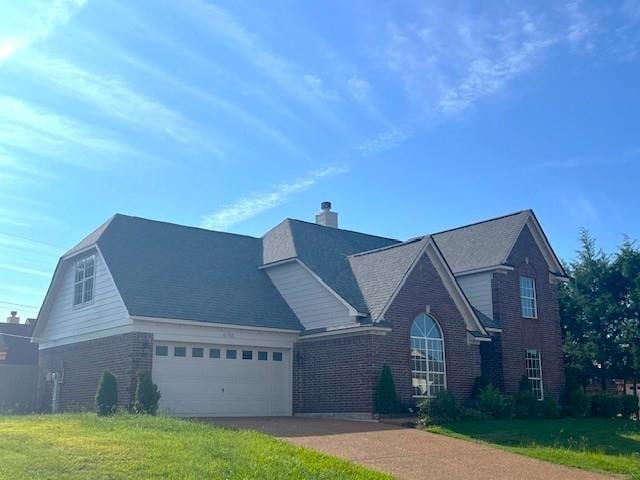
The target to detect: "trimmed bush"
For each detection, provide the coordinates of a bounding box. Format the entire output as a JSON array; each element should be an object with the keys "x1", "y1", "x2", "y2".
[
  {"x1": 375, "y1": 365, "x2": 401, "y2": 414},
  {"x1": 460, "y1": 407, "x2": 491, "y2": 421},
  {"x1": 589, "y1": 393, "x2": 621, "y2": 418},
  {"x1": 514, "y1": 376, "x2": 538, "y2": 418},
  {"x1": 133, "y1": 371, "x2": 161, "y2": 415},
  {"x1": 621, "y1": 395, "x2": 639, "y2": 418},
  {"x1": 565, "y1": 387, "x2": 590, "y2": 417},
  {"x1": 541, "y1": 396, "x2": 560, "y2": 418},
  {"x1": 476, "y1": 385, "x2": 514, "y2": 419},
  {"x1": 418, "y1": 390, "x2": 460, "y2": 426},
  {"x1": 471, "y1": 374, "x2": 491, "y2": 402},
  {"x1": 95, "y1": 370, "x2": 118, "y2": 416}
]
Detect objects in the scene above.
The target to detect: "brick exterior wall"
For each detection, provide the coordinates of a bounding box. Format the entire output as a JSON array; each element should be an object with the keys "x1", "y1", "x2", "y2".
[
  {"x1": 293, "y1": 251, "x2": 482, "y2": 413},
  {"x1": 491, "y1": 225, "x2": 565, "y2": 398},
  {"x1": 38, "y1": 332, "x2": 153, "y2": 412}
]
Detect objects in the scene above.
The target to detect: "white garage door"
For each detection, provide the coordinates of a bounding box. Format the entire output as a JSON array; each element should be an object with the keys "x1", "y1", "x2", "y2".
[{"x1": 152, "y1": 342, "x2": 291, "y2": 416}]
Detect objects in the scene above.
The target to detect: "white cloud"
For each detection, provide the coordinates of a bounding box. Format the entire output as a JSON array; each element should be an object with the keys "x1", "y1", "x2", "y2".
[
  {"x1": 0, "y1": 263, "x2": 51, "y2": 278},
  {"x1": 303, "y1": 74, "x2": 340, "y2": 101},
  {"x1": 0, "y1": 0, "x2": 85, "y2": 61},
  {"x1": 0, "y1": 96, "x2": 135, "y2": 169},
  {"x1": 200, "y1": 166, "x2": 348, "y2": 230},
  {"x1": 12, "y1": 53, "x2": 224, "y2": 156},
  {"x1": 355, "y1": 128, "x2": 409, "y2": 157}
]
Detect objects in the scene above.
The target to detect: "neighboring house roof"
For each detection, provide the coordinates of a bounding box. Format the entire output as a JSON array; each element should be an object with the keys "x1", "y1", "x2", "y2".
[
  {"x1": 64, "y1": 215, "x2": 302, "y2": 331},
  {"x1": 349, "y1": 238, "x2": 425, "y2": 320},
  {"x1": 432, "y1": 210, "x2": 530, "y2": 274},
  {"x1": 0, "y1": 323, "x2": 38, "y2": 365},
  {"x1": 263, "y1": 219, "x2": 399, "y2": 314}
]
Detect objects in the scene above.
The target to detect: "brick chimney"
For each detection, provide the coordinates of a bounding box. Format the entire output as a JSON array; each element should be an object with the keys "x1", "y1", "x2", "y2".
[
  {"x1": 6, "y1": 311, "x2": 19, "y2": 324},
  {"x1": 315, "y1": 201, "x2": 338, "y2": 228}
]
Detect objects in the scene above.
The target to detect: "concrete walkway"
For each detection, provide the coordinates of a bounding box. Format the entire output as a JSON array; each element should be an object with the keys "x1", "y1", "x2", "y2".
[{"x1": 210, "y1": 417, "x2": 614, "y2": 480}]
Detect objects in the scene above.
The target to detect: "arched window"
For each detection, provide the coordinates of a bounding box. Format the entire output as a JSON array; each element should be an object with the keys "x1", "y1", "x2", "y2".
[{"x1": 410, "y1": 313, "x2": 446, "y2": 398}]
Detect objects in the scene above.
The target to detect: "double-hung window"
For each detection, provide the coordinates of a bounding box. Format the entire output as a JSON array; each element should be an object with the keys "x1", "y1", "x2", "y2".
[
  {"x1": 519, "y1": 276, "x2": 537, "y2": 318},
  {"x1": 525, "y1": 350, "x2": 544, "y2": 400},
  {"x1": 73, "y1": 255, "x2": 95, "y2": 306}
]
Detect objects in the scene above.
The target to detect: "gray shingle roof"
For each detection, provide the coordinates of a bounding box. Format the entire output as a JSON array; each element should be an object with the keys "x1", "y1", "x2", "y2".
[
  {"x1": 263, "y1": 219, "x2": 400, "y2": 314},
  {"x1": 79, "y1": 215, "x2": 302, "y2": 331},
  {"x1": 432, "y1": 210, "x2": 530, "y2": 273},
  {"x1": 349, "y1": 238, "x2": 426, "y2": 320}
]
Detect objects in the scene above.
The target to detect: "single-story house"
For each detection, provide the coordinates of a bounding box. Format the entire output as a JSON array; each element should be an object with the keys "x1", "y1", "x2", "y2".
[{"x1": 34, "y1": 203, "x2": 567, "y2": 417}]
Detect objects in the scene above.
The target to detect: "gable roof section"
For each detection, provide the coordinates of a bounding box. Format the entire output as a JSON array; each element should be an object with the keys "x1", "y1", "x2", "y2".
[
  {"x1": 349, "y1": 236, "x2": 487, "y2": 335},
  {"x1": 432, "y1": 210, "x2": 566, "y2": 276},
  {"x1": 432, "y1": 211, "x2": 530, "y2": 274},
  {"x1": 349, "y1": 238, "x2": 425, "y2": 320},
  {"x1": 43, "y1": 215, "x2": 302, "y2": 332},
  {"x1": 263, "y1": 219, "x2": 399, "y2": 314}
]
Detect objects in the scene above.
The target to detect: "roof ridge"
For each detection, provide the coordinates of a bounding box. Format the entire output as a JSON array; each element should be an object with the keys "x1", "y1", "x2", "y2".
[
  {"x1": 431, "y1": 210, "x2": 530, "y2": 236},
  {"x1": 350, "y1": 236, "x2": 425, "y2": 258},
  {"x1": 113, "y1": 214, "x2": 260, "y2": 240},
  {"x1": 286, "y1": 217, "x2": 399, "y2": 242}
]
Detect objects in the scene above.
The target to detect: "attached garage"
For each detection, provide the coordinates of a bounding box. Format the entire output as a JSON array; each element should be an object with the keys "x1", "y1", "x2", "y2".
[{"x1": 152, "y1": 341, "x2": 292, "y2": 416}]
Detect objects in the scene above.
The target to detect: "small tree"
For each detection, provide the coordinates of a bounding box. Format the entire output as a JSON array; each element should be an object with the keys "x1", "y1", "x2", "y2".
[
  {"x1": 375, "y1": 365, "x2": 400, "y2": 414},
  {"x1": 95, "y1": 370, "x2": 118, "y2": 416},
  {"x1": 133, "y1": 371, "x2": 161, "y2": 415}
]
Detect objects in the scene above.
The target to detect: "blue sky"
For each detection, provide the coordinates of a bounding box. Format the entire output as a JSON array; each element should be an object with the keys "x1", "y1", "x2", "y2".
[{"x1": 1, "y1": 0, "x2": 639, "y2": 319}]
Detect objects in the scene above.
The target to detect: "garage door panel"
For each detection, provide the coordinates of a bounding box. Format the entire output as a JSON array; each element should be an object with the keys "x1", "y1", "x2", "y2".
[{"x1": 152, "y1": 342, "x2": 291, "y2": 417}]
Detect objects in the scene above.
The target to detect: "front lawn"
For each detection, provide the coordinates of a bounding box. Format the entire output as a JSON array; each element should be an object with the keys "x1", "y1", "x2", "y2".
[
  {"x1": 0, "y1": 414, "x2": 389, "y2": 480},
  {"x1": 427, "y1": 418, "x2": 640, "y2": 479}
]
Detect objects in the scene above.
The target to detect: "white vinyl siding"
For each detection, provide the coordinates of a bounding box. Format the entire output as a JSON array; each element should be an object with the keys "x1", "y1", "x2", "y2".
[
  {"x1": 266, "y1": 262, "x2": 354, "y2": 330},
  {"x1": 456, "y1": 272, "x2": 493, "y2": 319},
  {"x1": 40, "y1": 251, "x2": 130, "y2": 347},
  {"x1": 520, "y1": 276, "x2": 538, "y2": 318}
]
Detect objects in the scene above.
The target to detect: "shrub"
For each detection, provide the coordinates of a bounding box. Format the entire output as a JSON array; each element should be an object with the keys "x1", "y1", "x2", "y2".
[
  {"x1": 133, "y1": 371, "x2": 161, "y2": 415},
  {"x1": 621, "y1": 395, "x2": 639, "y2": 418},
  {"x1": 471, "y1": 374, "x2": 491, "y2": 402},
  {"x1": 375, "y1": 365, "x2": 401, "y2": 414},
  {"x1": 476, "y1": 385, "x2": 514, "y2": 419},
  {"x1": 541, "y1": 396, "x2": 560, "y2": 418},
  {"x1": 95, "y1": 370, "x2": 118, "y2": 416},
  {"x1": 418, "y1": 390, "x2": 461, "y2": 426},
  {"x1": 513, "y1": 376, "x2": 539, "y2": 418},
  {"x1": 460, "y1": 407, "x2": 491, "y2": 421},
  {"x1": 565, "y1": 387, "x2": 590, "y2": 417},
  {"x1": 589, "y1": 393, "x2": 621, "y2": 418}
]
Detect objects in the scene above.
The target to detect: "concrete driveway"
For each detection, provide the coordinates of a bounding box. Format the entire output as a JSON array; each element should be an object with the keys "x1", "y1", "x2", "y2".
[{"x1": 210, "y1": 417, "x2": 614, "y2": 480}]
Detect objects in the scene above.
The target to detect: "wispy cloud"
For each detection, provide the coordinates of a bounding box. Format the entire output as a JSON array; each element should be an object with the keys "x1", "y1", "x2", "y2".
[
  {"x1": 200, "y1": 166, "x2": 348, "y2": 230},
  {"x1": 0, "y1": 96, "x2": 134, "y2": 169},
  {"x1": 0, "y1": 263, "x2": 51, "y2": 278},
  {"x1": 532, "y1": 147, "x2": 640, "y2": 170},
  {"x1": 354, "y1": 128, "x2": 409, "y2": 157},
  {"x1": 11, "y1": 53, "x2": 224, "y2": 157},
  {"x1": 0, "y1": 0, "x2": 85, "y2": 61}
]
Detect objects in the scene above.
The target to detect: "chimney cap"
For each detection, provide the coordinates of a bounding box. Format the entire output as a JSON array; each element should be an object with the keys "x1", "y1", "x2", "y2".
[
  {"x1": 10, "y1": 311, "x2": 17, "y2": 316},
  {"x1": 321, "y1": 201, "x2": 332, "y2": 211}
]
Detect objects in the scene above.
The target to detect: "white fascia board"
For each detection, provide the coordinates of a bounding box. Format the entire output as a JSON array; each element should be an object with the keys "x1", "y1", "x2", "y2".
[
  {"x1": 467, "y1": 332, "x2": 492, "y2": 345},
  {"x1": 297, "y1": 325, "x2": 391, "y2": 342},
  {"x1": 60, "y1": 244, "x2": 98, "y2": 262},
  {"x1": 549, "y1": 272, "x2": 570, "y2": 284},
  {"x1": 130, "y1": 315, "x2": 301, "y2": 334},
  {"x1": 261, "y1": 258, "x2": 367, "y2": 318},
  {"x1": 454, "y1": 264, "x2": 514, "y2": 277},
  {"x1": 486, "y1": 327, "x2": 503, "y2": 333}
]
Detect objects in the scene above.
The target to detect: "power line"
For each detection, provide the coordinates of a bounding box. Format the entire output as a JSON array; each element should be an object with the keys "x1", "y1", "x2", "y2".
[{"x1": 0, "y1": 300, "x2": 40, "y2": 309}]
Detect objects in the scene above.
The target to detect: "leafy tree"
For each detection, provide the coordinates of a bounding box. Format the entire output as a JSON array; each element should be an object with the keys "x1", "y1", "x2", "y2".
[
  {"x1": 133, "y1": 371, "x2": 161, "y2": 415},
  {"x1": 375, "y1": 365, "x2": 401, "y2": 414},
  {"x1": 95, "y1": 370, "x2": 118, "y2": 416}
]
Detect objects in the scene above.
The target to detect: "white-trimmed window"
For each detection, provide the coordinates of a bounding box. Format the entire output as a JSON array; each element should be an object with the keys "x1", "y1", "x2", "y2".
[
  {"x1": 411, "y1": 313, "x2": 446, "y2": 398},
  {"x1": 525, "y1": 349, "x2": 544, "y2": 400},
  {"x1": 73, "y1": 255, "x2": 95, "y2": 306},
  {"x1": 519, "y1": 276, "x2": 537, "y2": 318}
]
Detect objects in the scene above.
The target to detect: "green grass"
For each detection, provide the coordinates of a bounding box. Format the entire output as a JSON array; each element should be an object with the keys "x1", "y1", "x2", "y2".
[
  {"x1": 0, "y1": 414, "x2": 390, "y2": 480},
  {"x1": 426, "y1": 418, "x2": 640, "y2": 479}
]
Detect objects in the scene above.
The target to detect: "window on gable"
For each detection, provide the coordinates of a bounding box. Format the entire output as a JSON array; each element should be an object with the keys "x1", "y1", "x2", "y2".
[
  {"x1": 73, "y1": 255, "x2": 95, "y2": 306},
  {"x1": 520, "y1": 276, "x2": 537, "y2": 318},
  {"x1": 525, "y1": 349, "x2": 544, "y2": 400}
]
